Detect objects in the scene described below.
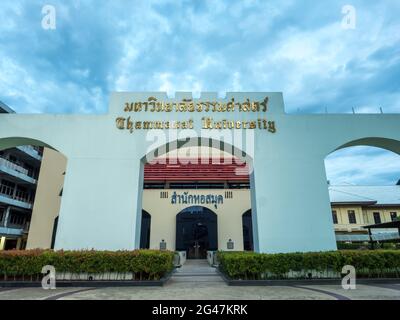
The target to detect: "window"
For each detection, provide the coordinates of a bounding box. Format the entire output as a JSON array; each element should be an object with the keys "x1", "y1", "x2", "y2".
[
  {"x1": 2, "y1": 179, "x2": 15, "y2": 188},
  {"x1": 9, "y1": 212, "x2": 25, "y2": 226},
  {"x1": 225, "y1": 191, "x2": 233, "y2": 199},
  {"x1": 169, "y1": 183, "x2": 225, "y2": 189},
  {"x1": 348, "y1": 210, "x2": 357, "y2": 224},
  {"x1": 8, "y1": 155, "x2": 17, "y2": 163},
  {"x1": 144, "y1": 183, "x2": 165, "y2": 189},
  {"x1": 373, "y1": 212, "x2": 381, "y2": 224},
  {"x1": 51, "y1": 216, "x2": 59, "y2": 249},
  {"x1": 332, "y1": 211, "x2": 338, "y2": 224},
  {"x1": 0, "y1": 180, "x2": 15, "y2": 197},
  {"x1": 160, "y1": 191, "x2": 168, "y2": 199},
  {"x1": 228, "y1": 183, "x2": 250, "y2": 189},
  {"x1": 390, "y1": 212, "x2": 398, "y2": 222}
]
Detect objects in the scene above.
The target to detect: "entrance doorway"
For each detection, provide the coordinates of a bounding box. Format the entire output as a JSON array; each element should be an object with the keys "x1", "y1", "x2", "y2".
[
  {"x1": 242, "y1": 209, "x2": 254, "y2": 251},
  {"x1": 140, "y1": 210, "x2": 151, "y2": 249},
  {"x1": 175, "y1": 206, "x2": 218, "y2": 259}
]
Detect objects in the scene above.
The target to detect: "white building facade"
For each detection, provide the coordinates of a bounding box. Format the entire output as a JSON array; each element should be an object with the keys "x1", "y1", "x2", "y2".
[{"x1": 0, "y1": 92, "x2": 399, "y2": 253}]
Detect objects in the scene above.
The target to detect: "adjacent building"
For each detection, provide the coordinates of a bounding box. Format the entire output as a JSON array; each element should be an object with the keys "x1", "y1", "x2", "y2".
[
  {"x1": 0, "y1": 102, "x2": 43, "y2": 250},
  {"x1": 330, "y1": 185, "x2": 400, "y2": 242}
]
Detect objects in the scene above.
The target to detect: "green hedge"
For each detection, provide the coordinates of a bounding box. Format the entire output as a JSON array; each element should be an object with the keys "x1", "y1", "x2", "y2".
[
  {"x1": 337, "y1": 242, "x2": 370, "y2": 250},
  {"x1": 217, "y1": 250, "x2": 400, "y2": 280},
  {"x1": 0, "y1": 249, "x2": 174, "y2": 281},
  {"x1": 337, "y1": 242, "x2": 400, "y2": 250}
]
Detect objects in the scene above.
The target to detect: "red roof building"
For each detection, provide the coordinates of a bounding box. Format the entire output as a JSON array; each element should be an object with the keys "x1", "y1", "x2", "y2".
[{"x1": 144, "y1": 157, "x2": 250, "y2": 183}]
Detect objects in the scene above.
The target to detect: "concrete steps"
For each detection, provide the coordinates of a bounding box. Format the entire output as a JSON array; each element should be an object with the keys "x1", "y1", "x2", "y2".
[{"x1": 170, "y1": 259, "x2": 223, "y2": 283}]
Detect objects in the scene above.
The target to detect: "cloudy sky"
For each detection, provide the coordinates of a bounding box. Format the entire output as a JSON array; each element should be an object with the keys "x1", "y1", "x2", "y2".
[{"x1": 0, "y1": 0, "x2": 399, "y2": 185}]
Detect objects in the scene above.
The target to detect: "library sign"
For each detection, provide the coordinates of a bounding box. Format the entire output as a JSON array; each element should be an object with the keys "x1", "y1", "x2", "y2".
[{"x1": 115, "y1": 96, "x2": 277, "y2": 133}]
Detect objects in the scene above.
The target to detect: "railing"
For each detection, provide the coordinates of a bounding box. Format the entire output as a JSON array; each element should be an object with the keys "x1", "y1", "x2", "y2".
[
  {"x1": 23, "y1": 221, "x2": 30, "y2": 233},
  {"x1": 0, "y1": 157, "x2": 37, "y2": 180},
  {"x1": 15, "y1": 189, "x2": 33, "y2": 203},
  {"x1": 0, "y1": 184, "x2": 33, "y2": 204},
  {"x1": 18, "y1": 145, "x2": 42, "y2": 157},
  {"x1": 0, "y1": 157, "x2": 29, "y2": 176}
]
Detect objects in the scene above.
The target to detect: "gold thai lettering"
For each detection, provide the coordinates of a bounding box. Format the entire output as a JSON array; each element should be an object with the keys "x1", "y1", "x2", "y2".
[
  {"x1": 260, "y1": 97, "x2": 268, "y2": 112},
  {"x1": 123, "y1": 97, "x2": 269, "y2": 113},
  {"x1": 148, "y1": 97, "x2": 157, "y2": 112}
]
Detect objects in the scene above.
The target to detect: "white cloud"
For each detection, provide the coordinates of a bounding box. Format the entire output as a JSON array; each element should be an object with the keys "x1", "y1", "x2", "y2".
[{"x1": 1, "y1": 0, "x2": 400, "y2": 185}]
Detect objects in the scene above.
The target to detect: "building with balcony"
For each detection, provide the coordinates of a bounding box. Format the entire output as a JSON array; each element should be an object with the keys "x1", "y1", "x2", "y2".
[{"x1": 0, "y1": 102, "x2": 43, "y2": 250}]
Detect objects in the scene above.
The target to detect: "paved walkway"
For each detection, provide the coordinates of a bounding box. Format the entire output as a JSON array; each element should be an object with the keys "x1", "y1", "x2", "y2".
[{"x1": 0, "y1": 260, "x2": 400, "y2": 300}]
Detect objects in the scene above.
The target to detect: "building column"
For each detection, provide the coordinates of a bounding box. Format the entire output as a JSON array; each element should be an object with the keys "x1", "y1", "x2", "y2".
[
  {"x1": 55, "y1": 157, "x2": 142, "y2": 250},
  {"x1": 3, "y1": 206, "x2": 11, "y2": 228},
  {"x1": 252, "y1": 147, "x2": 337, "y2": 253},
  {"x1": 0, "y1": 237, "x2": 5, "y2": 250},
  {"x1": 16, "y1": 237, "x2": 22, "y2": 250}
]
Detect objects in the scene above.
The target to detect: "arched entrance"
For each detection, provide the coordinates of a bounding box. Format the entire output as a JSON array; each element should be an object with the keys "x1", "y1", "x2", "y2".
[
  {"x1": 175, "y1": 206, "x2": 218, "y2": 259},
  {"x1": 140, "y1": 210, "x2": 151, "y2": 249},
  {"x1": 324, "y1": 137, "x2": 400, "y2": 246},
  {"x1": 138, "y1": 137, "x2": 257, "y2": 252},
  {"x1": 242, "y1": 209, "x2": 254, "y2": 251}
]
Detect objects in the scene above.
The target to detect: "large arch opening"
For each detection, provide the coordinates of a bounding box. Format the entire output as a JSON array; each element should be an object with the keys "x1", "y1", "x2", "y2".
[
  {"x1": 175, "y1": 206, "x2": 218, "y2": 259},
  {"x1": 138, "y1": 137, "x2": 257, "y2": 253},
  {"x1": 0, "y1": 137, "x2": 68, "y2": 251},
  {"x1": 324, "y1": 137, "x2": 400, "y2": 249}
]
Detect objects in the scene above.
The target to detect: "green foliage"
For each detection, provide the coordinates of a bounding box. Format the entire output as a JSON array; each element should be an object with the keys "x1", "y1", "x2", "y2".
[
  {"x1": 337, "y1": 242, "x2": 400, "y2": 250},
  {"x1": 0, "y1": 249, "x2": 174, "y2": 281},
  {"x1": 217, "y1": 250, "x2": 400, "y2": 280},
  {"x1": 337, "y1": 242, "x2": 370, "y2": 250}
]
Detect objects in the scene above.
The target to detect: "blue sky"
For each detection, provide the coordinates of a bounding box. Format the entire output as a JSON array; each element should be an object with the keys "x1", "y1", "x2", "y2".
[{"x1": 0, "y1": 0, "x2": 399, "y2": 185}]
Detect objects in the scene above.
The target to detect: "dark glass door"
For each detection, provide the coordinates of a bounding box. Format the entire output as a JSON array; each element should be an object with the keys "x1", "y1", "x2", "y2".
[
  {"x1": 140, "y1": 210, "x2": 151, "y2": 249},
  {"x1": 242, "y1": 209, "x2": 254, "y2": 251},
  {"x1": 176, "y1": 206, "x2": 218, "y2": 259}
]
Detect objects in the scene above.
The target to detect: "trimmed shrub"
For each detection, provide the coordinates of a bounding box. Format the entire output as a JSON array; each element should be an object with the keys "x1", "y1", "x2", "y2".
[
  {"x1": 0, "y1": 249, "x2": 174, "y2": 281},
  {"x1": 217, "y1": 250, "x2": 400, "y2": 280},
  {"x1": 337, "y1": 242, "x2": 370, "y2": 250}
]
